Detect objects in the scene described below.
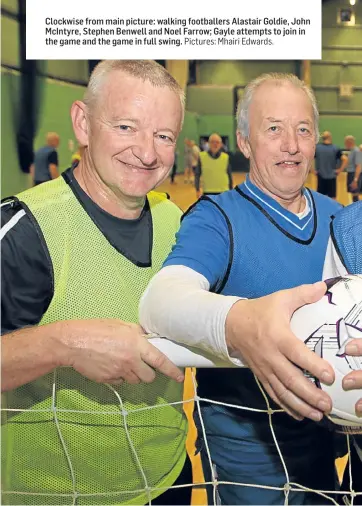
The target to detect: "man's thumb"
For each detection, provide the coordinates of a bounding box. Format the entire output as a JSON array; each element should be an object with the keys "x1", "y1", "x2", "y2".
[{"x1": 288, "y1": 281, "x2": 327, "y2": 312}]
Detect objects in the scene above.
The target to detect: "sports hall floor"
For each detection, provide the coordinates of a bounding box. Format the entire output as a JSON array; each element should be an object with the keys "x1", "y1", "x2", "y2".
[{"x1": 156, "y1": 171, "x2": 353, "y2": 505}]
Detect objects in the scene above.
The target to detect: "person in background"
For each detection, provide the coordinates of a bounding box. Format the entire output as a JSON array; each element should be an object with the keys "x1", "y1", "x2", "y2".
[
  {"x1": 190, "y1": 140, "x2": 200, "y2": 178},
  {"x1": 344, "y1": 135, "x2": 362, "y2": 203},
  {"x1": 71, "y1": 144, "x2": 84, "y2": 170},
  {"x1": 313, "y1": 131, "x2": 347, "y2": 200},
  {"x1": 194, "y1": 133, "x2": 233, "y2": 199},
  {"x1": 30, "y1": 132, "x2": 60, "y2": 185},
  {"x1": 170, "y1": 149, "x2": 179, "y2": 184},
  {"x1": 183, "y1": 138, "x2": 193, "y2": 183}
]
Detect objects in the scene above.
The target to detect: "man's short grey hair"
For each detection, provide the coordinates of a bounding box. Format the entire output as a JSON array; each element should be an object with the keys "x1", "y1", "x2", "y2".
[
  {"x1": 84, "y1": 60, "x2": 185, "y2": 114},
  {"x1": 236, "y1": 73, "x2": 320, "y2": 142}
]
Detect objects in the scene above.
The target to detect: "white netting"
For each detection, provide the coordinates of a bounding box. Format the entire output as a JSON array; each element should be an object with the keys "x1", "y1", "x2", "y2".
[{"x1": 2, "y1": 367, "x2": 361, "y2": 506}]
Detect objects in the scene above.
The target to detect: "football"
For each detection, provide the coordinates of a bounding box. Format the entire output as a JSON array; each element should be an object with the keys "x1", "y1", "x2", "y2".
[
  {"x1": 290, "y1": 275, "x2": 362, "y2": 431},
  {"x1": 149, "y1": 274, "x2": 362, "y2": 431}
]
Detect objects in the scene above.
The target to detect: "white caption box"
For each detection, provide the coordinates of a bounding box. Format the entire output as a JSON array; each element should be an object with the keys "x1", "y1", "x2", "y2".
[{"x1": 26, "y1": 0, "x2": 321, "y2": 60}]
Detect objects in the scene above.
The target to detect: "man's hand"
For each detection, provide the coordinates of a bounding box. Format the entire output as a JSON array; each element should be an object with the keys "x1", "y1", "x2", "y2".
[
  {"x1": 343, "y1": 339, "x2": 362, "y2": 417},
  {"x1": 225, "y1": 281, "x2": 335, "y2": 422},
  {"x1": 61, "y1": 319, "x2": 185, "y2": 385},
  {"x1": 349, "y1": 179, "x2": 358, "y2": 192}
]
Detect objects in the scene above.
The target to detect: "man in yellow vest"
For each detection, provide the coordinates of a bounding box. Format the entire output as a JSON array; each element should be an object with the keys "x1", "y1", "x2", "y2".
[
  {"x1": 195, "y1": 133, "x2": 233, "y2": 198},
  {"x1": 1, "y1": 61, "x2": 191, "y2": 505}
]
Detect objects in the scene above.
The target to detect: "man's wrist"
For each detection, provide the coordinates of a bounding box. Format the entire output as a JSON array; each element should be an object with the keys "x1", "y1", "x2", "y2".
[{"x1": 225, "y1": 298, "x2": 250, "y2": 355}]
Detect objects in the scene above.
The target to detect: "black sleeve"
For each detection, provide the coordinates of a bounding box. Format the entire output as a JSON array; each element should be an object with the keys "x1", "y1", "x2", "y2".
[
  {"x1": 336, "y1": 149, "x2": 343, "y2": 160},
  {"x1": 1, "y1": 199, "x2": 53, "y2": 334},
  {"x1": 227, "y1": 161, "x2": 233, "y2": 190},
  {"x1": 48, "y1": 150, "x2": 58, "y2": 166},
  {"x1": 194, "y1": 160, "x2": 202, "y2": 191}
]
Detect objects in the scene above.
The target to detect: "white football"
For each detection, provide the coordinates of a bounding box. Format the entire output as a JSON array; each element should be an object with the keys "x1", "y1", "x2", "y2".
[{"x1": 290, "y1": 274, "x2": 362, "y2": 431}]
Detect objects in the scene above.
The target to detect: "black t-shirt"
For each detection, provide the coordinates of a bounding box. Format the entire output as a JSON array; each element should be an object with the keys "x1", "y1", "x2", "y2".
[{"x1": 1, "y1": 168, "x2": 159, "y2": 334}]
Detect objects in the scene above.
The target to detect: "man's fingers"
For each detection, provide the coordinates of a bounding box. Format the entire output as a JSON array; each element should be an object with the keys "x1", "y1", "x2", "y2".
[
  {"x1": 141, "y1": 343, "x2": 184, "y2": 382},
  {"x1": 252, "y1": 369, "x2": 304, "y2": 421},
  {"x1": 252, "y1": 344, "x2": 332, "y2": 420},
  {"x1": 267, "y1": 367, "x2": 328, "y2": 421},
  {"x1": 108, "y1": 378, "x2": 124, "y2": 386},
  {"x1": 271, "y1": 351, "x2": 333, "y2": 416},
  {"x1": 345, "y1": 339, "x2": 362, "y2": 356},
  {"x1": 343, "y1": 370, "x2": 362, "y2": 391},
  {"x1": 133, "y1": 361, "x2": 157, "y2": 384},
  {"x1": 355, "y1": 399, "x2": 362, "y2": 417},
  {"x1": 281, "y1": 335, "x2": 335, "y2": 386},
  {"x1": 248, "y1": 357, "x2": 307, "y2": 421},
  {"x1": 119, "y1": 370, "x2": 141, "y2": 385}
]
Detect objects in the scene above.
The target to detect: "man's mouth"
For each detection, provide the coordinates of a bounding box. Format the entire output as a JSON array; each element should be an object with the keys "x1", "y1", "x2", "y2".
[
  {"x1": 276, "y1": 160, "x2": 301, "y2": 167},
  {"x1": 121, "y1": 161, "x2": 158, "y2": 171}
]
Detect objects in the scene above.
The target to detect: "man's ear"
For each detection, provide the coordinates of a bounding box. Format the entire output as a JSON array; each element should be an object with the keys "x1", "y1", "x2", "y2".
[
  {"x1": 237, "y1": 130, "x2": 251, "y2": 159},
  {"x1": 70, "y1": 101, "x2": 89, "y2": 147}
]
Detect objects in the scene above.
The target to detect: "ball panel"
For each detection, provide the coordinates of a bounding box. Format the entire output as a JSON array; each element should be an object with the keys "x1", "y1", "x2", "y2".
[{"x1": 290, "y1": 275, "x2": 362, "y2": 433}]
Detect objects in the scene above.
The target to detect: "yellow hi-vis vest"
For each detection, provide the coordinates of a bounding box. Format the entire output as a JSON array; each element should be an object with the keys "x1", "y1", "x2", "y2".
[
  {"x1": 2, "y1": 176, "x2": 187, "y2": 506},
  {"x1": 199, "y1": 151, "x2": 229, "y2": 193}
]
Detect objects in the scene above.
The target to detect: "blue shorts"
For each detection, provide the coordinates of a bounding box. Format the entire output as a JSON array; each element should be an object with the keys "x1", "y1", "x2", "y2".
[
  {"x1": 194, "y1": 403, "x2": 338, "y2": 505},
  {"x1": 347, "y1": 172, "x2": 362, "y2": 194}
]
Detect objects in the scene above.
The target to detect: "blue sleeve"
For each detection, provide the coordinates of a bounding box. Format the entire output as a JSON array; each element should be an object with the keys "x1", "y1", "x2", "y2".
[
  {"x1": 357, "y1": 150, "x2": 362, "y2": 165},
  {"x1": 332, "y1": 201, "x2": 362, "y2": 274},
  {"x1": 163, "y1": 198, "x2": 230, "y2": 287},
  {"x1": 350, "y1": 149, "x2": 357, "y2": 167}
]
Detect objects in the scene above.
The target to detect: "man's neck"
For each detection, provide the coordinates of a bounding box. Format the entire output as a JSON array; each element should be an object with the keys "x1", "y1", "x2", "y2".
[
  {"x1": 74, "y1": 162, "x2": 145, "y2": 220},
  {"x1": 249, "y1": 174, "x2": 305, "y2": 215}
]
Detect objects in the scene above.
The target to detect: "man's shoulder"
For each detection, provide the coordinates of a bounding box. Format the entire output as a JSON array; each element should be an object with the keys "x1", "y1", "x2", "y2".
[
  {"x1": 331, "y1": 202, "x2": 362, "y2": 272},
  {"x1": 1, "y1": 197, "x2": 25, "y2": 224},
  {"x1": 333, "y1": 201, "x2": 362, "y2": 232},
  {"x1": 148, "y1": 190, "x2": 183, "y2": 217},
  {"x1": 36, "y1": 145, "x2": 53, "y2": 154},
  {"x1": 183, "y1": 188, "x2": 240, "y2": 221},
  {"x1": 1, "y1": 197, "x2": 40, "y2": 245}
]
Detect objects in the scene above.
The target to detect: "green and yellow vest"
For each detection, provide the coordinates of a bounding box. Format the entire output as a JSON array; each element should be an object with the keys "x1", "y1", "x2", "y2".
[
  {"x1": 2, "y1": 176, "x2": 187, "y2": 506},
  {"x1": 200, "y1": 151, "x2": 229, "y2": 193}
]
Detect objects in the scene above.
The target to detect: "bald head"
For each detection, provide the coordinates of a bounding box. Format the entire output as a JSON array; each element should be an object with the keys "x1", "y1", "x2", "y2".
[
  {"x1": 345, "y1": 135, "x2": 355, "y2": 150},
  {"x1": 208, "y1": 133, "x2": 223, "y2": 154},
  {"x1": 46, "y1": 132, "x2": 60, "y2": 148},
  {"x1": 84, "y1": 60, "x2": 185, "y2": 119},
  {"x1": 321, "y1": 131, "x2": 332, "y2": 144}
]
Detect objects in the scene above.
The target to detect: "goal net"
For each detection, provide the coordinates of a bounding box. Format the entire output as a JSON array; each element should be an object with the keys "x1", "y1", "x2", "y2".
[{"x1": 2, "y1": 339, "x2": 361, "y2": 505}]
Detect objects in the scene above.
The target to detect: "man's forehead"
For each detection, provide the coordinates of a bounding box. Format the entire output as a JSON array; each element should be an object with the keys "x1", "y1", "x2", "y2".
[
  {"x1": 250, "y1": 82, "x2": 313, "y2": 118},
  {"x1": 252, "y1": 81, "x2": 310, "y2": 106}
]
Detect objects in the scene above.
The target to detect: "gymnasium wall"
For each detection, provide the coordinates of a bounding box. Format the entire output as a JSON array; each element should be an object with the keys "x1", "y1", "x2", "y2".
[
  {"x1": 1, "y1": 0, "x2": 361, "y2": 195},
  {"x1": 1, "y1": 0, "x2": 89, "y2": 198},
  {"x1": 1, "y1": 70, "x2": 87, "y2": 198}
]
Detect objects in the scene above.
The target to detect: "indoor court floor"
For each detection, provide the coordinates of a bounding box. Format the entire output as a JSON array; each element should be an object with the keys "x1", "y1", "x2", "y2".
[{"x1": 156, "y1": 171, "x2": 353, "y2": 505}]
